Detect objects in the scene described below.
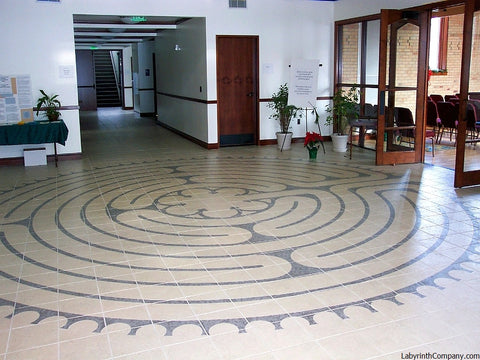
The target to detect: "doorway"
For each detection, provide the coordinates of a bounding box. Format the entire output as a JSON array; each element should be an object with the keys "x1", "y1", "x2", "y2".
[
  {"x1": 216, "y1": 36, "x2": 259, "y2": 146},
  {"x1": 334, "y1": 0, "x2": 480, "y2": 187},
  {"x1": 376, "y1": 9, "x2": 429, "y2": 165},
  {"x1": 75, "y1": 49, "x2": 124, "y2": 111}
]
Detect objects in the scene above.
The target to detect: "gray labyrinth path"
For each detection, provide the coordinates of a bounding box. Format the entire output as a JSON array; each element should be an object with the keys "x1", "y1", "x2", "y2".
[{"x1": 0, "y1": 157, "x2": 478, "y2": 335}]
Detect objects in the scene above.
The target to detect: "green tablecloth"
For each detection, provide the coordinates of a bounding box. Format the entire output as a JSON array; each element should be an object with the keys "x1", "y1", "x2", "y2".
[{"x1": 0, "y1": 120, "x2": 69, "y2": 146}]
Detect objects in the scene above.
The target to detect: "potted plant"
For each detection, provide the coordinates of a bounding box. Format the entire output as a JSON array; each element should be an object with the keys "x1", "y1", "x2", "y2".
[
  {"x1": 325, "y1": 86, "x2": 359, "y2": 152},
  {"x1": 36, "y1": 90, "x2": 61, "y2": 122},
  {"x1": 304, "y1": 131, "x2": 324, "y2": 160},
  {"x1": 267, "y1": 83, "x2": 301, "y2": 151}
]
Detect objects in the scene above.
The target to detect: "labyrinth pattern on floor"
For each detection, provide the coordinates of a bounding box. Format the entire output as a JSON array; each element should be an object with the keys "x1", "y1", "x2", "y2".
[{"x1": 0, "y1": 156, "x2": 478, "y2": 336}]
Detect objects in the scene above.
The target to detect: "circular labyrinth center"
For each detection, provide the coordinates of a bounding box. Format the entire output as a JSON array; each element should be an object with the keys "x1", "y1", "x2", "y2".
[{"x1": 0, "y1": 157, "x2": 477, "y2": 334}]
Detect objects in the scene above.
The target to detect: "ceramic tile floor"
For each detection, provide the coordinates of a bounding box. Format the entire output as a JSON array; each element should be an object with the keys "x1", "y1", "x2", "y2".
[{"x1": 0, "y1": 108, "x2": 479, "y2": 360}]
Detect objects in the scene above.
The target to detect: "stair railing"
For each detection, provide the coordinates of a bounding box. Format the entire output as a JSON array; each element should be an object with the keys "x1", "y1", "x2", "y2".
[{"x1": 110, "y1": 51, "x2": 122, "y2": 102}]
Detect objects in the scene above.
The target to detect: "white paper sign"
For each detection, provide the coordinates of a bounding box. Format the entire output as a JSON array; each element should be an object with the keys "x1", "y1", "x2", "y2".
[
  {"x1": 288, "y1": 59, "x2": 319, "y2": 109},
  {"x1": 59, "y1": 65, "x2": 75, "y2": 78}
]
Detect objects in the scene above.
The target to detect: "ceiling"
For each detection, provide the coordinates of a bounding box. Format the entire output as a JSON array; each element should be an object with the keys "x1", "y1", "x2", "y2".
[{"x1": 73, "y1": 14, "x2": 191, "y2": 50}]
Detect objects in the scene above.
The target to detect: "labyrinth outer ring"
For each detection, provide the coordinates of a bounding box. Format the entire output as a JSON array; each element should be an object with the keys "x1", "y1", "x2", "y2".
[{"x1": 0, "y1": 157, "x2": 478, "y2": 335}]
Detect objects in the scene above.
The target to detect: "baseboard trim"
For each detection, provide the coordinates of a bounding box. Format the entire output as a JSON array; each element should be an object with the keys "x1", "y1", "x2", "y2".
[
  {"x1": 156, "y1": 121, "x2": 217, "y2": 149},
  {"x1": 0, "y1": 153, "x2": 82, "y2": 166},
  {"x1": 259, "y1": 136, "x2": 331, "y2": 146},
  {"x1": 139, "y1": 112, "x2": 155, "y2": 117}
]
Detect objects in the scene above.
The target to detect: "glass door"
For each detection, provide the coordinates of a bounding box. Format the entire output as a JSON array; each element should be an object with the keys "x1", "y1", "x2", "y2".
[
  {"x1": 376, "y1": 10, "x2": 429, "y2": 165},
  {"x1": 455, "y1": 0, "x2": 480, "y2": 187},
  {"x1": 335, "y1": 17, "x2": 381, "y2": 154}
]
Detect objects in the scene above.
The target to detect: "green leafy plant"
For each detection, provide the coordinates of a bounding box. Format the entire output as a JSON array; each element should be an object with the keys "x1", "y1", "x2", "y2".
[
  {"x1": 325, "y1": 86, "x2": 359, "y2": 135},
  {"x1": 267, "y1": 83, "x2": 301, "y2": 133},
  {"x1": 36, "y1": 90, "x2": 61, "y2": 121}
]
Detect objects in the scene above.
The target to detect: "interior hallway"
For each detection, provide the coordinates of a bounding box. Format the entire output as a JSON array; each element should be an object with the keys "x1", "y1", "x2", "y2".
[{"x1": 0, "y1": 108, "x2": 479, "y2": 359}]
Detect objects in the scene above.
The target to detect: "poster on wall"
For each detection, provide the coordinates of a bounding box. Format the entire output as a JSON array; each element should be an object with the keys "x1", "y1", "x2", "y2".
[
  {"x1": 0, "y1": 74, "x2": 33, "y2": 124},
  {"x1": 288, "y1": 59, "x2": 320, "y2": 109}
]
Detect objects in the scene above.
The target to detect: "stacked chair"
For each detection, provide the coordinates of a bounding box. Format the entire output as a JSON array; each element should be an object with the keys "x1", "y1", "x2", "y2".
[{"x1": 436, "y1": 101, "x2": 459, "y2": 144}]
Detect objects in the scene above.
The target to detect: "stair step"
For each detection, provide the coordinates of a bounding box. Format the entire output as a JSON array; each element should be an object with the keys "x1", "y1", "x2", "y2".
[{"x1": 93, "y1": 50, "x2": 120, "y2": 107}]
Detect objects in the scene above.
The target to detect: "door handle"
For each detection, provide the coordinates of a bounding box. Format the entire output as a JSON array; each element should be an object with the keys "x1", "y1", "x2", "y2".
[{"x1": 247, "y1": 92, "x2": 254, "y2": 97}]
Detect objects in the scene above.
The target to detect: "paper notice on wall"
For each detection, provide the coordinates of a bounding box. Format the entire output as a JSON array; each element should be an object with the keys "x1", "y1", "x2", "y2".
[
  {"x1": 0, "y1": 98, "x2": 6, "y2": 124},
  {"x1": 0, "y1": 75, "x2": 13, "y2": 96},
  {"x1": 288, "y1": 59, "x2": 320, "y2": 109},
  {"x1": 0, "y1": 74, "x2": 33, "y2": 124}
]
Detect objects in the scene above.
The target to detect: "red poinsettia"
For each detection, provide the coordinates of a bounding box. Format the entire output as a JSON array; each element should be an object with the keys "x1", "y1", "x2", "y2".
[{"x1": 304, "y1": 131, "x2": 323, "y2": 149}]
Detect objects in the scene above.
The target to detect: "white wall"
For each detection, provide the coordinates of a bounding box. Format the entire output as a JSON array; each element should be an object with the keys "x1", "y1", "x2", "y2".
[
  {"x1": 134, "y1": 41, "x2": 155, "y2": 115},
  {"x1": 156, "y1": 17, "x2": 209, "y2": 142},
  {"x1": 122, "y1": 46, "x2": 133, "y2": 109},
  {"x1": 0, "y1": 0, "x2": 337, "y2": 156},
  {"x1": 0, "y1": 0, "x2": 81, "y2": 158},
  {"x1": 1, "y1": 0, "x2": 435, "y2": 158}
]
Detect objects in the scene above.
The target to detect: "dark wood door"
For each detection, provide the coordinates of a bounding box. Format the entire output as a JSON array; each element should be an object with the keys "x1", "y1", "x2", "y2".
[
  {"x1": 75, "y1": 50, "x2": 97, "y2": 111},
  {"x1": 216, "y1": 36, "x2": 259, "y2": 146}
]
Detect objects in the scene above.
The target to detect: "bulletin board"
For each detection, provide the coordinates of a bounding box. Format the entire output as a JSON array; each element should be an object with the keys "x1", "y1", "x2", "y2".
[{"x1": 0, "y1": 74, "x2": 34, "y2": 124}]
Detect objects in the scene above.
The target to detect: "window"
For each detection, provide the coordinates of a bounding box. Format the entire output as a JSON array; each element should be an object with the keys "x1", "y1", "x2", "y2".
[{"x1": 429, "y1": 17, "x2": 449, "y2": 72}]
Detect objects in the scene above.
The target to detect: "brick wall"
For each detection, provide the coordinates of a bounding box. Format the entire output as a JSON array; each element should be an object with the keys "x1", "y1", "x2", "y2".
[
  {"x1": 340, "y1": 23, "x2": 360, "y2": 84},
  {"x1": 339, "y1": 14, "x2": 479, "y2": 108},
  {"x1": 394, "y1": 22, "x2": 419, "y2": 112},
  {"x1": 471, "y1": 14, "x2": 480, "y2": 92},
  {"x1": 428, "y1": 14, "x2": 463, "y2": 97}
]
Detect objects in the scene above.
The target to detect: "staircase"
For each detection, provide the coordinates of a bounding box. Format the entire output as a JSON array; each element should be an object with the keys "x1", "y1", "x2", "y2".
[{"x1": 94, "y1": 51, "x2": 121, "y2": 107}]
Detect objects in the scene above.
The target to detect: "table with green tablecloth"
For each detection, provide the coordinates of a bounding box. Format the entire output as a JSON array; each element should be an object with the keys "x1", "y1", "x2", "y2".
[{"x1": 0, "y1": 120, "x2": 69, "y2": 166}]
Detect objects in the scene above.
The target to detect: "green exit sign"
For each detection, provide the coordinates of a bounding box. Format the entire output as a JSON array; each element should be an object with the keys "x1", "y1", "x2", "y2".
[{"x1": 130, "y1": 16, "x2": 147, "y2": 23}]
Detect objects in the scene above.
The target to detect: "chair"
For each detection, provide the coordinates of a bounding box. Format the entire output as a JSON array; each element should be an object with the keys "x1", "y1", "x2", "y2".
[
  {"x1": 363, "y1": 103, "x2": 376, "y2": 117},
  {"x1": 426, "y1": 100, "x2": 440, "y2": 143},
  {"x1": 436, "y1": 101, "x2": 458, "y2": 143},
  {"x1": 425, "y1": 129, "x2": 436, "y2": 156},
  {"x1": 348, "y1": 103, "x2": 378, "y2": 159},
  {"x1": 394, "y1": 107, "x2": 415, "y2": 146},
  {"x1": 445, "y1": 95, "x2": 458, "y2": 102},
  {"x1": 429, "y1": 94, "x2": 444, "y2": 104},
  {"x1": 466, "y1": 102, "x2": 479, "y2": 144},
  {"x1": 448, "y1": 97, "x2": 460, "y2": 105},
  {"x1": 393, "y1": 107, "x2": 434, "y2": 155}
]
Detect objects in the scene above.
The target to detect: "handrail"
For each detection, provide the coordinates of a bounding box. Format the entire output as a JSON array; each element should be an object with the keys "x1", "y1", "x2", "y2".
[{"x1": 110, "y1": 51, "x2": 122, "y2": 100}]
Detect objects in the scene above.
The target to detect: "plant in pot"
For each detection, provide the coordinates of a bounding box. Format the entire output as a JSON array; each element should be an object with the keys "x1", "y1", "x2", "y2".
[
  {"x1": 267, "y1": 83, "x2": 301, "y2": 151},
  {"x1": 36, "y1": 90, "x2": 61, "y2": 122},
  {"x1": 304, "y1": 131, "x2": 324, "y2": 160},
  {"x1": 325, "y1": 86, "x2": 359, "y2": 152}
]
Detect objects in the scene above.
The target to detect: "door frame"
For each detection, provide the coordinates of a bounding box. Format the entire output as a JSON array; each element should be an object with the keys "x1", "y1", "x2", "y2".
[
  {"x1": 454, "y1": 0, "x2": 480, "y2": 187},
  {"x1": 376, "y1": 9, "x2": 429, "y2": 165},
  {"x1": 335, "y1": 0, "x2": 480, "y2": 187}
]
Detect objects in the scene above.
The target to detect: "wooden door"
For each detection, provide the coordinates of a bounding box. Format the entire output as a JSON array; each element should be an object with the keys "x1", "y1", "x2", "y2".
[
  {"x1": 216, "y1": 36, "x2": 259, "y2": 146},
  {"x1": 75, "y1": 50, "x2": 97, "y2": 111},
  {"x1": 376, "y1": 10, "x2": 429, "y2": 165}
]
